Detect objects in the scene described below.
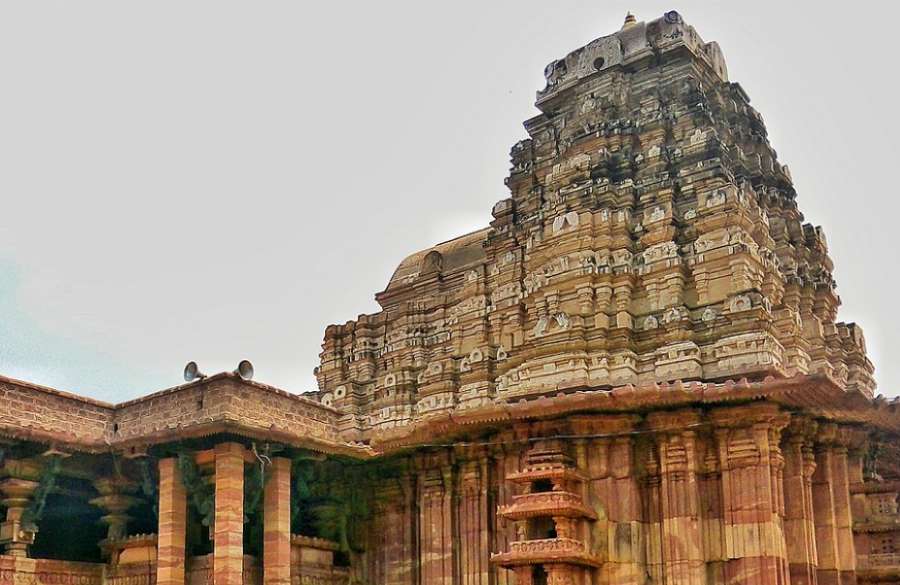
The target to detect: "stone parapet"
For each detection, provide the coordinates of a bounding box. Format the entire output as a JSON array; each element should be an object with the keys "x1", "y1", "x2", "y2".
[
  {"x1": 0, "y1": 373, "x2": 362, "y2": 457},
  {"x1": 0, "y1": 556, "x2": 104, "y2": 585}
]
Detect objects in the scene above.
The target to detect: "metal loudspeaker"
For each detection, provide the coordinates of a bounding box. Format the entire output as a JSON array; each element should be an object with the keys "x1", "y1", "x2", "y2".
[
  {"x1": 183, "y1": 361, "x2": 206, "y2": 382},
  {"x1": 235, "y1": 360, "x2": 254, "y2": 381}
]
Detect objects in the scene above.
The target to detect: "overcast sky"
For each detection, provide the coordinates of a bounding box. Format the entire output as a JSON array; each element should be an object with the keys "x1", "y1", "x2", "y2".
[{"x1": 1, "y1": 1, "x2": 897, "y2": 402}]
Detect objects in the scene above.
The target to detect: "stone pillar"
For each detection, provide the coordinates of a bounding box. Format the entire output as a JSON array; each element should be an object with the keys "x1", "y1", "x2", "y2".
[
  {"x1": 440, "y1": 463, "x2": 456, "y2": 585},
  {"x1": 401, "y1": 472, "x2": 419, "y2": 585},
  {"x1": 416, "y1": 453, "x2": 455, "y2": 585},
  {"x1": 0, "y1": 477, "x2": 39, "y2": 557},
  {"x1": 264, "y1": 457, "x2": 291, "y2": 585},
  {"x1": 91, "y1": 477, "x2": 140, "y2": 542},
  {"x1": 713, "y1": 406, "x2": 790, "y2": 585},
  {"x1": 830, "y1": 431, "x2": 857, "y2": 585},
  {"x1": 456, "y1": 447, "x2": 490, "y2": 585},
  {"x1": 812, "y1": 425, "x2": 840, "y2": 585},
  {"x1": 651, "y1": 412, "x2": 705, "y2": 585},
  {"x1": 493, "y1": 436, "x2": 522, "y2": 585},
  {"x1": 576, "y1": 414, "x2": 644, "y2": 585},
  {"x1": 214, "y1": 443, "x2": 245, "y2": 585},
  {"x1": 157, "y1": 457, "x2": 187, "y2": 585},
  {"x1": 783, "y1": 419, "x2": 819, "y2": 585},
  {"x1": 512, "y1": 566, "x2": 533, "y2": 585}
]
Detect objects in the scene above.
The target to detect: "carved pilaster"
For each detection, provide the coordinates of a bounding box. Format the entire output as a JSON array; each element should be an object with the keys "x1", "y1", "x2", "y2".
[
  {"x1": 831, "y1": 427, "x2": 859, "y2": 585},
  {"x1": 783, "y1": 416, "x2": 819, "y2": 585},
  {"x1": 813, "y1": 423, "x2": 841, "y2": 585},
  {"x1": 711, "y1": 404, "x2": 791, "y2": 585},
  {"x1": 647, "y1": 410, "x2": 704, "y2": 585}
]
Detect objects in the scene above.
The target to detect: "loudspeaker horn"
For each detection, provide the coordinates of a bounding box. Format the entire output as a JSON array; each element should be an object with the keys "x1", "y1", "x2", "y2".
[
  {"x1": 183, "y1": 361, "x2": 206, "y2": 382},
  {"x1": 235, "y1": 360, "x2": 254, "y2": 381}
]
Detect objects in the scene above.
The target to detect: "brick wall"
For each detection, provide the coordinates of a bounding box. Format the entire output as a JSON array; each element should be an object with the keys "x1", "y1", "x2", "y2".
[
  {"x1": 112, "y1": 377, "x2": 341, "y2": 445},
  {"x1": 0, "y1": 379, "x2": 112, "y2": 447},
  {"x1": 0, "y1": 374, "x2": 343, "y2": 451}
]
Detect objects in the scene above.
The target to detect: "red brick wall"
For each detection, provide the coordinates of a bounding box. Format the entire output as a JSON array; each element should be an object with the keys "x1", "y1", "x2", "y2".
[{"x1": 0, "y1": 381, "x2": 112, "y2": 447}]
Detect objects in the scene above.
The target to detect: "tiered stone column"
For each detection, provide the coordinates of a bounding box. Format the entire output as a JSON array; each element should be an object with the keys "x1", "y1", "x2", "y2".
[
  {"x1": 91, "y1": 477, "x2": 141, "y2": 542},
  {"x1": 263, "y1": 457, "x2": 291, "y2": 585},
  {"x1": 0, "y1": 477, "x2": 39, "y2": 556},
  {"x1": 157, "y1": 458, "x2": 187, "y2": 585},
  {"x1": 214, "y1": 443, "x2": 245, "y2": 585},
  {"x1": 783, "y1": 417, "x2": 819, "y2": 585}
]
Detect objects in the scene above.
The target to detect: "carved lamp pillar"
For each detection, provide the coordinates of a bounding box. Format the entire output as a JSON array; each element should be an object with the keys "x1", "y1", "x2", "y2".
[
  {"x1": 0, "y1": 477, "x2": 40, "y2": 556},
  {"x1": 491, "y1": 445, "x2": 600, "y2": 582},
  {"x1": 91, "y1": 477, "x2": 141, "y2": 542}
]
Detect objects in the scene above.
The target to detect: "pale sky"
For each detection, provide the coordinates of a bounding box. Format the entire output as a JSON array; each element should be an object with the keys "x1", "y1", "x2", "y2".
[{"x1": 1, "y1": 1, "x2": 897, "y2": 402}]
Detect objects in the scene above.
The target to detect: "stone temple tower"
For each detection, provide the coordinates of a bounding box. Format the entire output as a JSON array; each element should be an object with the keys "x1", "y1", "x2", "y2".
[{"x1": 317, "y1": 9, "x2": 876, "y2": 436}]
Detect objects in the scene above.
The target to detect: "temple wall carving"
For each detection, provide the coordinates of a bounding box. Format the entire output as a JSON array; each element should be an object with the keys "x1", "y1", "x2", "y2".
[{"x1": 358, "y1": 407, "x2": 897, "y2": 585}]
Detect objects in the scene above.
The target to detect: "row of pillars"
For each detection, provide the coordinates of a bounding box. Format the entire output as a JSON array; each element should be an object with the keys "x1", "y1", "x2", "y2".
[{"x1": 157, "y1": 443, "x2": 291, "y2": 585}]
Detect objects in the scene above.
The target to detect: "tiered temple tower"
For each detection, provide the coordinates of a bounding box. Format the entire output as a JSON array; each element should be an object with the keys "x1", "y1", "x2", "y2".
[
  {"x1": 0, "y1": 10, "x2": 898, "y2": 585},
  {"x1": 317, "y1": 10, "x2": 875, "y2": 440}
]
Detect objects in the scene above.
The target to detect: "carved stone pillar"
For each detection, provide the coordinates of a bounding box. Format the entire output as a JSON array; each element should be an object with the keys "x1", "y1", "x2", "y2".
[
  {"x1": 263, "y1": 457, "x2": 291, "y2": 585},
  {"x1": 371, "y1": 467, "x2": 416, "y2": 585},
  {"x1": 456, "y1": 446, "x2": 490, "y2": 585},
  {"x1": 574, "y1": 413, "x2": 643, "y2": 585},
  {"x1": 157, "y1": 457, "x2": 187, "y2": 585},
  {"x1": 712, "y1": 405, "x2": 790, "y2": 585},
  {"x1": 783, "y1": 418, "x2": 819, "y2": 585},
  {"x1": 91, "y1": 477, "x2": 141, "y2": 542},
  {"x1": 401, "y1": 470, "x2": 419, "y2": 585},
  {"x1": 512, "y1": 566, "x2": 533, "y2": 585},
  {"x1": 440, "y1": 461, "x2": 456, "y2": 585},
  {"x1": 416, "y1": 452, "x2": 455, "y2": 585},
  {"x1": 547, "y1": 563, "x2": 578, "y2": 585},
  {"x1": 812, "y1": 425, "x2": 840, "y2": 585},
  {"x1": 649, "y1": 411, "x2": 704, "y2": 585},
  {"x1": 214, "y1": 443, "x2": 245, "y2": 585},
  {"x1": 831, "y1": 429, "x2": 857, "y2": 585},
  {"x1": 493, "y1": 433, "x2": 524, "y2": 585},
  {"x1": 0, "y1": 477, "x2": 39, "y2": 557}
]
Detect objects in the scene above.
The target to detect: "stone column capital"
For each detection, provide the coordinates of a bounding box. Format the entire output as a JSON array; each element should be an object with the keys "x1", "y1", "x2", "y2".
[
  {"x1": 784, "y1": 415, "x2": 818, "y2": 445},
  {"x1": 0, "y1": 471, "x2": 42, "y2": 557}
]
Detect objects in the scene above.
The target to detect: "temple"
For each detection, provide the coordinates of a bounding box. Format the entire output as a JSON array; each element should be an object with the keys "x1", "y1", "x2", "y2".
[{"x1": 1, "y1": 10, "x2": 899, "y2": 585}]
